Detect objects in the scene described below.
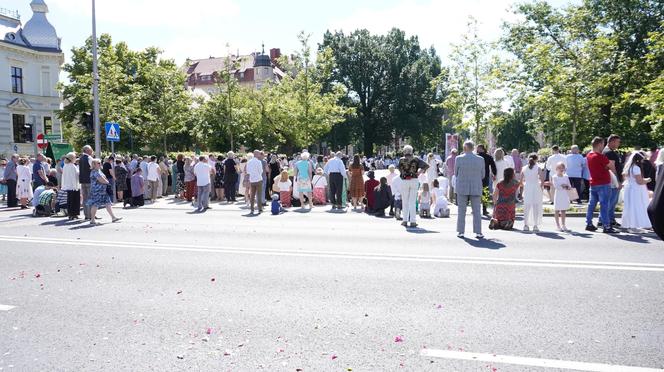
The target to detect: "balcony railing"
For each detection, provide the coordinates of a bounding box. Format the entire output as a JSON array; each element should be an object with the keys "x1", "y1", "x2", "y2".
[{"x1": 0, "y1": 8, "x2": 20, "y2": 20}]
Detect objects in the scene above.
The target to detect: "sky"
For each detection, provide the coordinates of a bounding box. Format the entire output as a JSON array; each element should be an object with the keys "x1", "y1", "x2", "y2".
[{"x1": 6, "y1": 0, "x2": 576, "y2": 68}]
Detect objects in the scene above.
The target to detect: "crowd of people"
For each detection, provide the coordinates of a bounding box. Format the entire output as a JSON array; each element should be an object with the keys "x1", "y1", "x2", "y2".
[{"x1": 0, "y1": 136, "x2": 663, "y2": 241}]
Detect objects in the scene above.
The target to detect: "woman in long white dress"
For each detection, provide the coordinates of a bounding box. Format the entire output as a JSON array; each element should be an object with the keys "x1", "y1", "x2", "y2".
[
  {"x1": 16, "y1": 158, "x2": 33, "y2": 209},
  {"x1": 520, "y1": 154, "x2": 543, "y2": 232},
  {"x1": 493, "y1": 148, "x2": 514, "y2": 190},
  {"x1": 621, "y1": 152, "x2": 652, "y2": 232},
  {"x1": 426, "y1": 153, "x2": 439, "y2": 188}
]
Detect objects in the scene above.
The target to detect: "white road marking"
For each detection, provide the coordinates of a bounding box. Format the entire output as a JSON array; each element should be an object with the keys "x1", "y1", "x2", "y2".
[
  {"x1": 0, "y1": 304, "x2": 15, "y2": 311},
  {"x1": 0, "y1": 235, "x2": 663, "y2": 272},
  {"x1": 420, "y1": 349, "x2": 664, "y2": 371}
]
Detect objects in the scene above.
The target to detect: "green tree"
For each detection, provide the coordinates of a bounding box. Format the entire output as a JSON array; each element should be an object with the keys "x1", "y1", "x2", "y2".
[
  {"x1": 503, "y1": 0, "x2": 664, "y2": 147},
  {"x1": 448, "y1": 17, "x2": 503, "y2": 139},
  {"x1": 321, "y1": 28, "x2": 443, "y2": 155},
  {"x1": 59, "y1": 34, "x2": 194, "y2": 152}
]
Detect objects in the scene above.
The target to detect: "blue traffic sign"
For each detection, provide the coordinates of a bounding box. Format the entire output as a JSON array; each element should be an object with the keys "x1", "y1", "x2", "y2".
[{"x1": 105, "y1": 122, "x2": 120, "y2": 142}]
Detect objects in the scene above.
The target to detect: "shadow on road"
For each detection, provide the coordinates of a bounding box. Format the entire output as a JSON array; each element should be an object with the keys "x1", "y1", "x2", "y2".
[
  {"x1": 611, "y1": 233, "x2": 653, "y2": 244},
  {"x1": 325, "y1": 209, "x2": 348, "y2": 214},
  {"x1": 405, "y1": 227, "x2": 439, "y2": 234},
  {"x1": 533, "y1": 231, "x2": 565, "y2": 240},
  {"x1": 40, "y1": 219, "x2": 83, "y2": 227},
  {"x1": 463, "y1": 238, "x2": 506, "y2": 250},
  {"x1": 69, "y1": 224, "x2": 96, "y2": 230},
  {"x1": 512, "y1": 230, "x2": 565, "y2": 240},
  {"x1": 567, "y1": 231, "x2": 594, "y2": 238}
]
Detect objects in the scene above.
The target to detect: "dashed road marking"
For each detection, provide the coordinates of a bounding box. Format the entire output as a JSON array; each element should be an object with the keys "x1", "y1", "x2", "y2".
[
  {"x1": 420, "y1": 349, "x2": 664, "y2": 371},
  {"x1": 0, "y1": 304, "x2": 15, "y2": 311}
]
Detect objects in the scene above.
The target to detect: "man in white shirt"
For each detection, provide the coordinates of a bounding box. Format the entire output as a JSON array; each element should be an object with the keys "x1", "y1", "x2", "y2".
[
  {"x1": 146, "y1": 156, "x2": 161, "y2": 202},
  {"x1": 323, "y1": 151, "x2": 347, "y2": 210},
  {"x1": 246, "y1": 150, "x2": 265, "y2": 214},
  {"x1": 545, "y1": 145, "x2": 567, "y2": 203},
  {"x1": 193, "y1": 155, "x2": 213, "y2": 212}
]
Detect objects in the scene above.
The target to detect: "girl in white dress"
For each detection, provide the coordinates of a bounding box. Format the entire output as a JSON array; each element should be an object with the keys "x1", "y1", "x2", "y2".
[
  {"x1": 426, "y1": 153, "x2": 439, "y2": 189},
  {"x1": 418, "y1": 182, "x2": 432, "y2": 218},
  {"x1": 621, "y1": 152, "x2": 652, "y2": 232},
  {"x1": 552, "y1": 162, "x2": 572, "y2": 232},
  {"x1": 16, "y1": 158, "x2": 33, "y2": 209},
  {"x1": 432, "y1": 179, "x2": 449, "y2": 217},
  {"x1": 520, "y1": 154, "x2": 543, "y2": 232}
]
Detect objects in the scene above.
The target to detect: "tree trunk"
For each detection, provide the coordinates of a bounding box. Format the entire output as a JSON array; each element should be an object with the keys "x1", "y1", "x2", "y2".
[{"x1": 599, "y1": 102, "x2": 613, "y2": 137}]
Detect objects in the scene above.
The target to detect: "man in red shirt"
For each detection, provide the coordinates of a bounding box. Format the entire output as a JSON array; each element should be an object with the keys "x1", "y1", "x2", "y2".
[{"x1": 585, "y1": 137, "x2": 618, "y2": 233}]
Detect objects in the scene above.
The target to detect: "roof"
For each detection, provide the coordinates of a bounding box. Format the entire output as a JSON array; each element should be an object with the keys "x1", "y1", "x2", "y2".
[
  {"x1": 185, "y1": 53, "x2": 268, "y2": 76},
  {"x1": 1, "y1": 0, "x2": 60, "y2": 52}
]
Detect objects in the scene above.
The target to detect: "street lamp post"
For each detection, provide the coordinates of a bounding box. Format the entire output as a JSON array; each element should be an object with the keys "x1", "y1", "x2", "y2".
[{"x1": 91, "y1": 0, "x2": 100, "y2": 158}]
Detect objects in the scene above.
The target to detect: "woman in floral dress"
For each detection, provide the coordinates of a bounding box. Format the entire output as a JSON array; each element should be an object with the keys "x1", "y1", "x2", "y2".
[
  {"x1": 490, "y1": 168, "x2": 520, "y2": 230},
  {"x1": 87, "y1": 159, "x2": 121, "y2": 225}
]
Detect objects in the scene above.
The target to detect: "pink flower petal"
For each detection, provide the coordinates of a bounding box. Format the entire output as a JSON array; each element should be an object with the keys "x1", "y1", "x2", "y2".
[
  {"x1": 331, "y1": 355, "x2": 338, "y2": 360},
  {"x1": 394, "y1": 336, "x2": 404, "y2": 343},
  {"x1": 206, "y1": 328, "x2": 212, "y2": 335}
]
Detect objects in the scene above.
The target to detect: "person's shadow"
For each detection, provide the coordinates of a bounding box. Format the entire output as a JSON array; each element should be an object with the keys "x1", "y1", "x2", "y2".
[
  {"x1": 611, "y1": 233, "x2": 652, "y2": 244},
  {"x1": 405, "y1": 227, "x2": 439, "y2": 234},
  {"x1": 462, "y1": 238, "x2": 506, "y2": 250}
]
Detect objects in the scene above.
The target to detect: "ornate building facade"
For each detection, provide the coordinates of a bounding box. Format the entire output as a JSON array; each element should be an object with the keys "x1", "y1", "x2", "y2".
[{"x1": 0, "y1": 0, "x2": 64, "y2": 156}]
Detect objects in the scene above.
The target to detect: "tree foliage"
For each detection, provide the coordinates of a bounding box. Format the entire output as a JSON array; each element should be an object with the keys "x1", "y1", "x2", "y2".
[
  {"x1": 321, "y1": 28, "x2": 444, "y2": 155},
  {"x1": 59, "y1": 34, "x2": 193, "y2": 153},
  {"x1": 448, "y1": 18, "x2": 504, "y2": 139},
  {"x1": 502, "y1": 0, "x2": 664, "y2": 148}
]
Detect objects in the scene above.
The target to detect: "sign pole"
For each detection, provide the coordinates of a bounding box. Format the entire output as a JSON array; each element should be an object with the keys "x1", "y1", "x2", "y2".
[
  {"x1": 92, "y1": 0, "x2": 101, "y2": 158},
  {"x1": 32, "y1": 119, "x2": 38, "y2": 156}
]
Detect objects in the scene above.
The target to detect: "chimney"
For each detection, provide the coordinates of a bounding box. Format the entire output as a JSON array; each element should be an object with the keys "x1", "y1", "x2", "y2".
[{"x1": 270, "y1": 48, "x2": 281, "y2": 62}]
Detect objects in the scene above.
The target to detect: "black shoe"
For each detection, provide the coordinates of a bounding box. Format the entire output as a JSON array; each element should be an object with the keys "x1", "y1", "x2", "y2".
[
  {"x1": 401, "y1": 221, "x2": 408, "y2": 227},
  {"x1": 410, "y1": 223, "x2": 418, "y2": 228},
  {"x1": 611, "y1": 221, "x2": 621, "y2": 227},
  {"x1": 597, "y1": 221, "x2": 603, "y2": 228},
  {"x1": 603, "y1": 228, "x2": 618, "y2": 234},
  {"x1": 585, "y1": 224, "x2": 598, "y2": 232}
]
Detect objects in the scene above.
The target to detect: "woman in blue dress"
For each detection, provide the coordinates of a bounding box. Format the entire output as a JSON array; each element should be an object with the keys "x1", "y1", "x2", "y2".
[
  {"x1": 87, "y1": 159, "x2": 121, "y2": 225},
  {"x1": 293, "y1": 152, "x2": 314, "y2": 209},
  {"x1": 0, "y1": 158, "x2": 7, "y2": 201}
]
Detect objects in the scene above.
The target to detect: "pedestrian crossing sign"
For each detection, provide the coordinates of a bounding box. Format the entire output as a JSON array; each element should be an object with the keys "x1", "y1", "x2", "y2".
[{"x1": 105, "y1": 122, "x2": 120, "y2": 142}]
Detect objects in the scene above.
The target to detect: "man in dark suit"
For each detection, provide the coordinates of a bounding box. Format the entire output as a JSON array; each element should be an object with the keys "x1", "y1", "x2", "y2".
[{"x1": 476, "y1": 144, "x2": 496, "y2": 215}]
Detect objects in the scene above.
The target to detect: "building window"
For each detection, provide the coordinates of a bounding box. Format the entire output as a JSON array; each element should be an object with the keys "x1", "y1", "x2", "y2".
[
  {"x1": 41, "y1": 71, "x2": 51, "y2": 96},
  {"x1": 12, "y1": 114, "x2": 31, "y2": 143},
  {"x1": 44, "y1": 116, "x2": 53, "y2": 134},
  {"x1": 11, "y1": 67, "x2": 23, "y2": 94}
]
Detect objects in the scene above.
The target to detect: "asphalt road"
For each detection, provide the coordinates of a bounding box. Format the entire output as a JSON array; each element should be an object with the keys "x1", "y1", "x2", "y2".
[{"x1": 0, "y1": 197, "x2": 663, "y2": 371}]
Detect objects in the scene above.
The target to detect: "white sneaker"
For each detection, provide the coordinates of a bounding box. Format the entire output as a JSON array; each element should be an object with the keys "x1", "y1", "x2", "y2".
[
  {"x1": 523, "y1": 226, "x2": 530, "y2": 232},
  {"x1": 457, "y1": 233, "x2": 464, "y2": 239},
  {"x1": 476, "y1": 234, "x2": 484, "y2": 239}
]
